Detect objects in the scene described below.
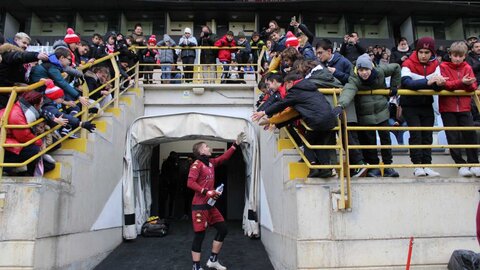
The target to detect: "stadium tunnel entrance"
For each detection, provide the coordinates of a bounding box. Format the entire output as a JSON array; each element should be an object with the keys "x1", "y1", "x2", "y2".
[{"x1": 121, "y1": 113, "x2": 260, "y2": 240}]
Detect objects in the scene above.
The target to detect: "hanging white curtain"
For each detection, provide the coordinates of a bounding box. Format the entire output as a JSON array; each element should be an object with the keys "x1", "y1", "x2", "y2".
[{"x1": 122, "y1": 113, "x2": 260, "y2": 239}]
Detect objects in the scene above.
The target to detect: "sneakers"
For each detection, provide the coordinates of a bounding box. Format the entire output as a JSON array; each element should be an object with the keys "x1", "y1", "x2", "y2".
[
  {"x1": 459, "y1": 167, "x2": 473, "y2": 177},
  {"x1": 308, "y1": 169, "x2": 334, "y2": 178},
  {"x1": 470, "y1": 167, "x2": 480, "y2": 177},
  {"x1": 367, "y1": 168, "x2": 381, "y2": 177},
  {"x1": 413, "y1": 168, "x2": 426, "y2": 177},
  {"x1": 351, "y1": 162, "x2": 368, "y2": 178},
  {"x1": 384, "y1": 168, "x2": 400, "y2": 177},
  {"x1": 206, "y1": 259, "x2": 227, "y2": 270},
  {"x1": 43, "y1": 154, "x2": 56, "y2": 164},
  {"x1": 424, "y1": 167, "x2": 440, "y2": 177}
]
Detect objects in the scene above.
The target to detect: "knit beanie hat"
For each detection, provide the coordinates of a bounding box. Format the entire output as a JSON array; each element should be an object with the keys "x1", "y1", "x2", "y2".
[
  {"x1": 184, "y1": 27, "x2": 192, "y2": 34},
  {"x1": 415, "y1": 37, "x2": 435, "y2": 55},
  {"x1": 44, "y1": 79, "x2": 64, "y2": 100},
  {"x1": 356, "y1": 53, "x2": 374, "y2": 70},
  {"x1": 64, "y1": 28, "x2": 80, "y2": 44},
  {"x1": 238, "y1": 32, "x2": 246, "y2": 39},
  {"x1": 285, "y1": 31, "x2": 299, "y2": 48},
  {"x1": 148, "y1": 35, "x2": 156, "y2": 45}
]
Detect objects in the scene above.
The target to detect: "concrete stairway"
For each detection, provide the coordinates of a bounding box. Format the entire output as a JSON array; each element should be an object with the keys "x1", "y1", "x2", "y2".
[{"x1": 0, "y1": 87, "x2": 144, "y2": 270}]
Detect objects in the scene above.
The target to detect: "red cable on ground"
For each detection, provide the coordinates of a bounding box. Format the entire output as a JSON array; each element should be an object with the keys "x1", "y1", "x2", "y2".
[{"x1": 406, "y1": 237, "x2": 414, "y2": 270}]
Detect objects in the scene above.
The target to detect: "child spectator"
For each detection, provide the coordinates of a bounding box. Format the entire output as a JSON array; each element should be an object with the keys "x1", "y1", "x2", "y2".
[
  {"x1": 30, "y1": 47, "x2": 89, "y2": 108},
  {"x1": 215, "y1": 31, "x2": 236, "y2": 83},
  {"x1": 252, "y1": 72, "x2": 337, "y2": 178},
  {"x1": 41, "y1": 79, "x2": 96, "y2": 137},
  {"x1": 178, "y1": 28, "x2": 197, "y2": 83},
  {"x1": 235, "y1": 32, "x2": 251, "y2": 80},
  {"x1": 156, "y1": 34, "x2": 177, "y2": 84},
  {"x1": 334, "y1": 53, "x2": 401, "y2": 177},
  {"x1": 140, "y1": 35, "x2": 159, "y2": 84},
  {"x1": 64, "y1": 28, "x2": 80, "y2": 67},
  {"x1": 401, "y1": 36, "x2": 445, "y2": 177},
  {"x1": 439, "y1": 41, "x2": 480, "y2": 177}
]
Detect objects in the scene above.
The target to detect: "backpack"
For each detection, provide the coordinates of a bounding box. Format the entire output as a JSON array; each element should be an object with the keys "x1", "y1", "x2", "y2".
[{"x1": 141, "y1": 216, "x2": 169, "y2": 237}]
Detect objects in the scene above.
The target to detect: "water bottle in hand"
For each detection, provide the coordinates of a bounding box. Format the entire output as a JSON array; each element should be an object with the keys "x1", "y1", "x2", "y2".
[{"x1": 207, "y1": 184, "x2": 224, "y2": 206}]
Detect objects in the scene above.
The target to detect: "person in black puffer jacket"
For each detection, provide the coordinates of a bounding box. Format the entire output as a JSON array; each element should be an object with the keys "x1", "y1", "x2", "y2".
[
  {"x1": 253, "y1": 72, "x2": 337, "y2": 178},
  {"x1": 390, "y1": 37, "x2": 413, "y2": 66}
]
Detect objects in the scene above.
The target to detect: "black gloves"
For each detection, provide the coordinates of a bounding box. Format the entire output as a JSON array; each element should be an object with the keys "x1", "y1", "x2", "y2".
[
  {"x1": 332, "y1": 105, "x2": 343, "y2": 117},
  {"x1": 81, "y1": 121, "x2": 96, "y2": 133},
  {"x1": 88, "y1": 107, "x2": 99, "y2": 114},
  {"x1": 389, "y1": 86, "x2": 398, "y2": 97}
]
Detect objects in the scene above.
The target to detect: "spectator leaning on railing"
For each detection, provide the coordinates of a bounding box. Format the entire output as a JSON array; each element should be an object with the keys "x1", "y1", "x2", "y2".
[
  {"x1": 400, "y1": 36, "x2": 444, "y2": 177},
  {"x1": 0, "y1": 32, "x2": 49, "y2": 108},
  {"x1": 333, "y1": 53, "x2": 401, "y2": 178},
  {"x1": 439, "y1": 41, "x2": 480, "y2": 177},
  {"x1": 29, "y1": 47, "x2": 90, "y2": 108},
  {"x1": 0, "y1": 91, "x2": 45, "y2": 176},
  {"x1": 41, "y1": 79, "x2": 96, "y2": 137}
]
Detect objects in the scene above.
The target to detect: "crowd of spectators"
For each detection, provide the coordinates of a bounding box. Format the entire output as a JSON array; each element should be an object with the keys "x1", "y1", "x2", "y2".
[
  {"x1": 2, "y1": 18, "x2": 480, "y2": 178},
  {"x1": 250, "y1": 18, "x2": 480, "y2": 179}
]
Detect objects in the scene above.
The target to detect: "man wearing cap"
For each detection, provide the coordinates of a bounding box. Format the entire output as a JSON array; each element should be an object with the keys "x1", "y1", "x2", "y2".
[
  {"x1": 215, "y1": 31, "x2": 237, "y2": 83},
  {"x1": 401, "y1": 36, "x2": 446, "y2": 177},
  {"x1": 179, "y1": 27, "x2": 198, "y2": 83},
  {"x1": 333, "y1": 53, "x2": 401, "y2": 177},
  {"x1": 467, "y1": 35, "x2": 478, "y2": 50}
]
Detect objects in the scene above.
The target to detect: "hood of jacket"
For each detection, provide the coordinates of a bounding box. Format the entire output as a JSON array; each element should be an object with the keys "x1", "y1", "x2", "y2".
[
  {"x1": 403, "y1": 50, "x2": 438, "y2": 75},
  {"x1": 47, "y1": 54, "x2": 63, "y2": 70},
  {"x1": 0, "y1": 43, "x2": 23, "y2": 54},
  {"x1": 160, "y1": 34, "x2": 176, "y2": 45}
]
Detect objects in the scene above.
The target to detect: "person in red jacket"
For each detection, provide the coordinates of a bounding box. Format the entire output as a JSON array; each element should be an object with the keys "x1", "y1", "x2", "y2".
[
  {"x1": 439, "y1": 41, "x2": 480, "y2": 177},
  {"x1": 187, "y1": 132, "x2": 246, "y2": 270},
  {"x1": 214, "y1": 31, "x2": 236, "y2": 83},
  {"x1": 0, "y1": 91, "x2": 43, "y2": 175}
]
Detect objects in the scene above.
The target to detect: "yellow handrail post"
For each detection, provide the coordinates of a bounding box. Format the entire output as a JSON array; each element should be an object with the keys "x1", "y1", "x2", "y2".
[
  {"x1": 111, "y1": 57, "x2": 120, "y2": 108},
  {"x1": 80, "y1": 79, "x2": 90, "y2": 139},
  {"x1": 134, "y1": 62, "x2": 140, "y2": 89},
  {"x1": 333, "y1": 92, "x2": 346, "y2": 210},
  {"x1": 0, "y1": 91, "x2": 18, "y2": 179}
]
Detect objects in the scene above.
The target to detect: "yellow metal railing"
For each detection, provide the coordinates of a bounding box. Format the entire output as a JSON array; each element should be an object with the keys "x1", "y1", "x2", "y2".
[
  {"x1": 0, "y1": 52, "x2": 138, "y2": 178},
  {"x1": 280, "y1": 88, "x2": 480, "y2": 210},
  {"x1": 133, "y1": 46, "x2": 265, "y2": 84}
]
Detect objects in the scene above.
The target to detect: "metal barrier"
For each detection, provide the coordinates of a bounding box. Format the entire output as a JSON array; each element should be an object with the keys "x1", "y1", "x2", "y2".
[
  {"x1": 133, "y1": 46, "x2": 265, "y2": 84},
  {"x1": 0, "y1": 52, "x2": 138, "y2": 178},
  {"x1": 281, "y1": 88, "x2": 480, "y2": 210}
]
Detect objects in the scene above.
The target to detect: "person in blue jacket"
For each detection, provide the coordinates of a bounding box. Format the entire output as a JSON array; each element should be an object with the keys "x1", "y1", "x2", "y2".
[{"x1": 30, "y1": 47, "x2": 89, "y2": 108}]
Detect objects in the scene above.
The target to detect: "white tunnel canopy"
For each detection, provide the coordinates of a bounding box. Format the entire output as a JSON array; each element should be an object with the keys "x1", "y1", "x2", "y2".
[{"x1": 122, "y1": 113, "x2": 260, "y2": 239}]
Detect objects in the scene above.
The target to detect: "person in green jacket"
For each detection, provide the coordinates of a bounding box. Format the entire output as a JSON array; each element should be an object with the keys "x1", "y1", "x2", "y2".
[{"x1": 333, "y1": 53, "x2": 401, "y2": 177}]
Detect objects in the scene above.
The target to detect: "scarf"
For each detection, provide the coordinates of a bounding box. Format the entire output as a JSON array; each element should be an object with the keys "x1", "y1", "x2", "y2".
[
  {"x1": 198, "y1": 155, "x2": 210, "y2": 166},
  {"x1": 360, "y1": 68, "x2": 378, "y2": 86},
  {"x1": 18, "y1": 97, "x2": 40, "y2": 124}
]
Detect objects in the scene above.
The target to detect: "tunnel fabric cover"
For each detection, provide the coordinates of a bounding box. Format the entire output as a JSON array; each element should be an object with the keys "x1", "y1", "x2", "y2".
[{"x1": 122, "y1": 113, "x2": 260, "y2": 239}]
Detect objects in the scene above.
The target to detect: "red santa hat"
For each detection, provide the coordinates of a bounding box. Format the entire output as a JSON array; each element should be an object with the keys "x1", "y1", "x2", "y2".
[
  {"x1": 148, "y1": 35, "x2": 157, "y2": 45},
  {"x1": 285, "y1": 31, "x2": 299, "y2": 48},
  {"x1": 64, "y1": 28, "x2": 80, "y2": 44},
  {"x1": 44, "y1": 79, "x2": 64, "y2": 100}
]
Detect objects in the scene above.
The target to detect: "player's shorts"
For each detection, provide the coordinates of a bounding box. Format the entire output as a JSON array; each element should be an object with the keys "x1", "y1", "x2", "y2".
[{"x1": 191, "y1": 204, "x2": 225, "y2": 232}]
